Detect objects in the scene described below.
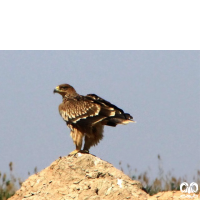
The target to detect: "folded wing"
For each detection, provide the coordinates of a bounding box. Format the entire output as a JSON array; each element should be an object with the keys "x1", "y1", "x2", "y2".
[{"x1": 59, "y1": 94, "x2": 134, "y2": 128}]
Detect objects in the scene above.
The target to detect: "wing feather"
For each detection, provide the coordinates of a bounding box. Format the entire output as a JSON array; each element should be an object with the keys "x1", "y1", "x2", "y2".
[
  {"x1": 59, "y1": 97, "x2": 101, "y2": 123},
  {"x1": 86, "y1": 94, "x2": 123, "y2": 115},
  {"x1": 86, "y1": 93, "x2": 134, "y2": 126},
  {"x1": 59, "y1": 93, "x2": 133, "y2": 127}
]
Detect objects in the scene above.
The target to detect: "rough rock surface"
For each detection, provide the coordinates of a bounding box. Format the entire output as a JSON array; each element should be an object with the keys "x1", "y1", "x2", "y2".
[{"x1": 8, "y1": 154, "x2": 199, "y2": 200}]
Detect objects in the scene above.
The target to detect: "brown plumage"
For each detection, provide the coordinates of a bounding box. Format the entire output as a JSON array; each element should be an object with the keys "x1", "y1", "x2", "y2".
[{"x1": 54, "y1": 83, "x2": 135, "y2": 155}]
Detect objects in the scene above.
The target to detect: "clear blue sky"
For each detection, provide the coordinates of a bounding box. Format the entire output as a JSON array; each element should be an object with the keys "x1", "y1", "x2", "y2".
[{"x1": 0, "y1": 51, "x2": 199, "y2": 183}]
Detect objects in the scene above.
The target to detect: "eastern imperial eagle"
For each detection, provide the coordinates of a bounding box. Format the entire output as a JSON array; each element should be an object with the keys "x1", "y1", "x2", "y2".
[{"x1": 54, "y1": 84, "x2": 135, "y2": 155}]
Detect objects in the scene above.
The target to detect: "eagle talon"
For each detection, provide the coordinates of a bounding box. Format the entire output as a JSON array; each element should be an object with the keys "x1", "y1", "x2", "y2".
[
  {"x1": 80, "y1": 150, "x2": 89, "y2": 154},
  {"x1": 68, "y1": 149, "x2": 89, "y2": 156},
  {"x1": 68, "y1": 149, "x2": 80, "y2": 156}
]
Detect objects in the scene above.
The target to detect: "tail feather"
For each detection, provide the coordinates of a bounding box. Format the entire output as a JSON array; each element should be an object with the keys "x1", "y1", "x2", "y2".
[
  {"x1": 124, "y1": 113, "x2": 133, "y2": 120},
  {"x1": 102, "y1": 114, "x2": 136, "y2": 127}
]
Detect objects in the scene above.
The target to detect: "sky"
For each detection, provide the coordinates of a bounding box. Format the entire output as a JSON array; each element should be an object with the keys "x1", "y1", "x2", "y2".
[{"x1": 0, "y1": 51, "x2": 199, "y2": 184}]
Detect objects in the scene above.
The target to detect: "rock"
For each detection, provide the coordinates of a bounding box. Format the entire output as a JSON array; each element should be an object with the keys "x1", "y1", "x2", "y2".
[{"x1": 8, "y1": 154, "x2": 197, "y2": 200}]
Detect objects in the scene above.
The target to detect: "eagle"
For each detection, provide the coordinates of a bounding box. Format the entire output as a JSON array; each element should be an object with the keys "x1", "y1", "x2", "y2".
[{"x1": 54, "y1": 84, "x2": 135, "y2": 155}]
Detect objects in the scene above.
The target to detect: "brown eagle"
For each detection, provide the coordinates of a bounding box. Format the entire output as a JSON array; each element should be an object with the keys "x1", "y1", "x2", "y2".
[{"x1": 54, "y1": 84, "x2": 135, "y2": 155}]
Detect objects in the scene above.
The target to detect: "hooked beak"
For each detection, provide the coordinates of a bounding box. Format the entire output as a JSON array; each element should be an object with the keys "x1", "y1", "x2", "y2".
[{"x1": 53, "y1": 86, "x2": 60, "y2": 94}]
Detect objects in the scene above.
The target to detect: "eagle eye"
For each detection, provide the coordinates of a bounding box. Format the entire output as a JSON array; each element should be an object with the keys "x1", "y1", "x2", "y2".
[{"x1": 60, "y1": 86, "x2": 68, "y2": 90}]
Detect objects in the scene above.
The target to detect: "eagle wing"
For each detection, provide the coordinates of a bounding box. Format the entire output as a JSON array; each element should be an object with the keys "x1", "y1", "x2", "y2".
[
  {"x1": 86, "y1": 94, "x2": 134, "y2": 126},
  {"x1": 58, "y1": 95, "x2": 116, "y2": 124},
  {"x1": 86, "y1": 94, "x2": 124, "y2": 114},
  {"x1": 59, "y1": 94, "x2": 134, "y2": 128}
]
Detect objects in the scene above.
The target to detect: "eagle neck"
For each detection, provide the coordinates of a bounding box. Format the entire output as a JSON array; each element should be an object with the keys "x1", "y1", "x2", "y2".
[{"x1": 63, "y1": 92, "x2": 79, "y2": 99}]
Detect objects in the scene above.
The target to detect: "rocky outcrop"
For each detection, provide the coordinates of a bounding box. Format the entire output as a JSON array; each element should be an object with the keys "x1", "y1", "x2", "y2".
[{"x1": 8, "y1": 154, "x2": 199, "y2": 200}]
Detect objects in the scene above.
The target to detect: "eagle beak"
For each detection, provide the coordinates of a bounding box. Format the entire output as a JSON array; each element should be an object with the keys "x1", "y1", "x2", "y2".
[{"x1": 53, "y1": 86, "x2": 60, "y2": 94}]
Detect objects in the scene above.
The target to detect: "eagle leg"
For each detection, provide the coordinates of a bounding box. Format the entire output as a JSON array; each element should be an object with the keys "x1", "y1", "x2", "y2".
[
  {"x1": 83, "y1": 136, "x2": 93, "y2": 152},
  {"x1": 69, "y1": 128, "x2": 84, "y2": 155},
  {"x1": 83, "y1": 123, "x2": 104, "y2": 152}
]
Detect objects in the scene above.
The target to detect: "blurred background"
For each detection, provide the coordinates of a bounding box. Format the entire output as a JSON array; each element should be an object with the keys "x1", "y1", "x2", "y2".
[{"x1": 0, "y1": 51, "x2": 199, "y2": 184}]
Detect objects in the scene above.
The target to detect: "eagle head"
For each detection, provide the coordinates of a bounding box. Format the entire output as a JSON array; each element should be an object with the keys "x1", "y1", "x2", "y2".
[{"x1": 53, "y1": 84, "x2": 77, "y2": 97}]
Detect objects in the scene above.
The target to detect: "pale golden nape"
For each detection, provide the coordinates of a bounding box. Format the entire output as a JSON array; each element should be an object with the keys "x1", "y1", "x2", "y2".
[{"x1": 54, "y1": 83, "x2": 135, "y2": 155}]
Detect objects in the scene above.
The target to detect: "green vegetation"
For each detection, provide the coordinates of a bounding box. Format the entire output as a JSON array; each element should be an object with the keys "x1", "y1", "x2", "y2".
[
  {"x1": 0, "y1": 162, "x2": 22, "y2": 200},
  {"x1": 119, "y1": 154, "x2": 200, "y2": 195},
  {"x1": 0, "y1": 163, "x2": 38, "y2": 200}
]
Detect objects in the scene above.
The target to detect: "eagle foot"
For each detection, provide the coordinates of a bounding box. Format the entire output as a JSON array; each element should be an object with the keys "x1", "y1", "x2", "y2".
[
  {"x1": 81, "y1": 149, "x2": 89, "y2": 154},
  {"x1": 68, "y1": 149, "x2": 89, "y2": 156},
  {"x1": 68, "y1": 149, "x2": 80, "y2": 156}
]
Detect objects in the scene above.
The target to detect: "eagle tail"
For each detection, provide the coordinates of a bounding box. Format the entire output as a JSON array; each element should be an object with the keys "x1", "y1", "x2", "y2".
[{"x1": 102, "y1": 113, "x2": 136, "y2": 127}]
